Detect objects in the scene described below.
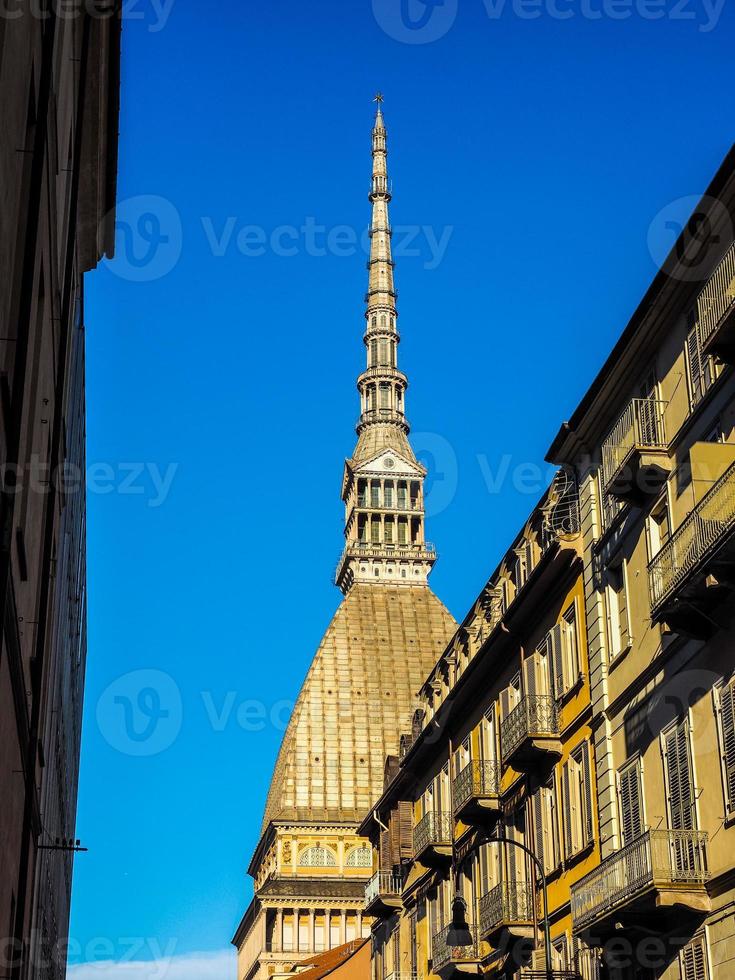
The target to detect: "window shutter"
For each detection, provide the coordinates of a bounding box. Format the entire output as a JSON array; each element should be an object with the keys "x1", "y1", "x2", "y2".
[
  {"x1": 581, "y1": 743, "x2": 594, "y2": 847},
  {"x1": 397, "y1": 801, "x2": 414, "y2": 860},
  {"x1": 562, "y1": 761, "x2": 573, "y2": 857},
  {"x1": 619, "y1": 759, "x2": 643, "y2": 846},
  {"x1": 379, "y1": 827, "x2": 392, "y2": 870},
  {"x1": 664, "y1": 721, "x2": 695, "y2": 832},
  {"x1": 533, "y1": 790, "x2": 545, "y2": 873},
  {"x1": 687, "y1": 325, "x2": 705, "y2": 406},
  {"x1": 719, "y1": 681, "x2": 735, "y2": 816},
  {"x1": 681, "y1": 935, "x2": 708, "y2": 980},
  {"x1": 550, "y1": 624, "x2": 565, "y2": 698},
  {"x1": 523, "y1": 654, "x2": 537, "y2": 698},
  {"x1": 618, "y1": 564, "x2": 631, "y2": 650}
]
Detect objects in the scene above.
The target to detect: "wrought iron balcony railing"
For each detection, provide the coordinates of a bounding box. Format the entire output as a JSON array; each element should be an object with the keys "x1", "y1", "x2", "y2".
[
  {"x1": 697, "y1": 240, "x2": 735, "y2": 350},
  {"x1": 478, "y1": 880, "x2": 534, "y2": 937},
  {"x1": 431, "y1": 922, "x2": 482, "y2": 972},
  {"x1": 500, "y1": 695, "x2": 560, "y2": 764},
  {"x1": 364, "y1": 870, "x2": 404, "y2": 909},
  {"x1": 571, "y1": 829, "x2": 709, "y2": 932},
  {"x1": 413, "y1": 810, "x2": 452, "y2": 857},
  {"x1": 649, "y1": 460, "x2": 735, "y2": 614},
  {"x1": 452, "y1": 761, "x2": 500, "y2": 814},
  {"x1": 601, "y1": 397, "x2": 668, "y2": 494}
]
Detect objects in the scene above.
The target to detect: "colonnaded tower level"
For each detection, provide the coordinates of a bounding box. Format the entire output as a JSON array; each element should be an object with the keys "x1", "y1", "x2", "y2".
[{"x1": 232, "y1": 98, "x2": 457, "y2": 980}]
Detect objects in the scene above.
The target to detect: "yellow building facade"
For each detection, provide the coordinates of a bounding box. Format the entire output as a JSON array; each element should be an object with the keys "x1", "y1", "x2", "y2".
[
  {"x1": 548, "y1": 147, "x2": 735, "y2": 978},
  {"x1": 360, "y1": 474, "x2": 601, "y2": 978}
]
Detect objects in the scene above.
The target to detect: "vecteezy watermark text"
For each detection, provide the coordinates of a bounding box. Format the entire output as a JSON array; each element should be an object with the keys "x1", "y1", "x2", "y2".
[
  {"x1": 0, "y1": 456, "x2": 178, "y2": 508},
  {"x1": 372, "y1": 0, "x2": 724, "y2": 43},
  {"x1": 0, "y1": 0, "x2": 176, "y2": 33}
]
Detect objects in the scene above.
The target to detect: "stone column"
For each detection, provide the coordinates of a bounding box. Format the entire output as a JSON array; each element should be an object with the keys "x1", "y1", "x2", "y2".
[
  {"x1": 309, "y1": 909, "x2": 315, "y2": 952},
  {"x1": 276, "y1": 909, "x2": 283, "y2": 952}
]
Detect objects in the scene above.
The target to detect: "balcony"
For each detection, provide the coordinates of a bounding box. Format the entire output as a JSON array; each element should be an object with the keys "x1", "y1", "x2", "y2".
[
  {"x1": 649, "y1": 460, "x2": 735, "y2": 635},
  {"x1": 431, "y1": 922, "x2": 486, "y2": 978},
  {"x1": 364, "y1": 870, "x2": 404, "y2": 918},
  {"x1": 452, "y1": 761, "x2": 501, "y2": 824},
  {"x1": 413, "y1": 811, "x2": 452, "y2": 866},
  {"x1": 571, "y1": 829, "x2": 710, "y2": 936},
  {"x1": 601, "y1": 397, "x2": 670, "y2": 503},
  {"x1": 500, "y1": 695, "x2": 561, "y2": 770},
  {"x1": 478, "y1": 880, "x2": 534, "y2": 942},
  {"x1": 334, "y1": 541, "x2": 437, "y2": 586},
  {"x1": 698, "y1": 240, "x2": 735, "y2": 361}
]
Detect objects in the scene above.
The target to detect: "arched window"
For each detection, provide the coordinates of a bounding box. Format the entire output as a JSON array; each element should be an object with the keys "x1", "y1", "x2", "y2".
[
  {"x1": 346, "y1": 846, "x2": 372, "y2": 868},
  {"x1": 299, "y1": 846, "x2": 336, "y2": 867}
]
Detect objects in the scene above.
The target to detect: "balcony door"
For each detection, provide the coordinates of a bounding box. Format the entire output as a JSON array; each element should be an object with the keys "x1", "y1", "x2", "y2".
[{"x1": 523, "y1": 646, "x2": 550, "y2": 699}]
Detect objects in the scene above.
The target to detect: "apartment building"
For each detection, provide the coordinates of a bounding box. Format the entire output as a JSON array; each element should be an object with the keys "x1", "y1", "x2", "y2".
[
  {"x1": 359, "y1": 472, "x2": 602, "y2": 979},
  {"x1": 547, "y1": 146, "x2": 735, "y2": 978}
]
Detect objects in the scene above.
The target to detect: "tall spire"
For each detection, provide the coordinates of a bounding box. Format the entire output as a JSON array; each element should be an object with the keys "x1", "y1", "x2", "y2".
[
  {"x1": 357, "y1": 93, "x2": 407, "y2": 439},
  {"x1": 334, "y1": 98, "x2": 437, "y2": 594}
]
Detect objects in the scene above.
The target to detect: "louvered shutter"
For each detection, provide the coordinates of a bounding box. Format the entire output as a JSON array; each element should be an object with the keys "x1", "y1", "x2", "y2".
[
  {"x1": 550, "y1": 624, "x2": 565, "y2": 698},
  {"x1": 581, "y1": 743, "x2": 594, "y2": 847},
  {"x1": 619, "y1": 760, "x2": 643, "y2": 846},
  {"x1": 681, "y1": 935, "x2": 708, "y2": 980},
  {"x1": 719, "y1": 681, "x2": 735, "y2": 816},
  {"x1": 664, "y1": 721, "x2": 695, "y2": 831},
  {"x1": 562, "y1": 762, "x2": 573, "y2": 857},
  {"x1": 379, "y1": 827, "x2": 392, "y2": 870},
  {"x1": 617, "y1": 565, "x2": 630, "y2": 651},
  {"x1": 533, "y1": 790, "x2": 545, "y2": 872},
  {"x1": 524, "y1": 653, "x2": 537, "y2": 698},
  {"x1": 397, "y1": 801, "x2": 414, "y2": 860},
  {"x1": 687, "y1": 326, "x2": 705, "y2": 405}
]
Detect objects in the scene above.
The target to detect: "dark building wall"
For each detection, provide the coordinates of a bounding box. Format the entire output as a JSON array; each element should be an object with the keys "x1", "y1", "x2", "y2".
[{"x1": 0, "y1": 7, "x2": 121, "y2": 980}]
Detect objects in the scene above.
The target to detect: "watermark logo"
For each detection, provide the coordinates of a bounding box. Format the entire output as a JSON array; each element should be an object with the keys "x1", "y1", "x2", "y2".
[
  {"x1": 109, "y1": 195, "x2": 182, "y2": 282},
  {"x1": 647, "y1": 194, "x2": 733, "y2": 282},
  {"x1": 372, "y1": 0, "x2": 459, "y2": 43},
  {"x1": 97, "y1": 670, "x2": 183, "y2": 756}
]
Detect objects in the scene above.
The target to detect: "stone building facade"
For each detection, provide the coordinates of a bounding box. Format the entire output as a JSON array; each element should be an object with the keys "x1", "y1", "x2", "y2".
[{"x1": 0, "y1": 9, "x2": 121, "y2": 980}]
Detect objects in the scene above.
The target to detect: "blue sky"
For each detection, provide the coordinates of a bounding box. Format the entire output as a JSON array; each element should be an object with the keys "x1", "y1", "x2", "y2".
[{"x1": 71, "y1": 0, "x2": 734, "y2": 974}]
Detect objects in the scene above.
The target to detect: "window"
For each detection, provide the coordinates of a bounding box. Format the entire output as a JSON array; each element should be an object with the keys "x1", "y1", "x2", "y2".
[
  {"x1": 647, "y1": 495, "x2": 670, "y2": 560},
  {"x1": 379, "y1": 338, "x2": 388, "y2": 365},
  {"x1": 370, "y1": 338, "x2": 378, "y2": 366},
  {"x1": 397, "y1": 518, "x2": 407, "y2": 545},
  {"x1": 686, "y1": 319, "x2": 719, "y2": 409},
  {"x1": 550, "y1": 603, "x2": 581, "y2": 698},
  {"x1": 500, "y1": 673, "x2": 522, "y2": 721},
  {"x1": 524, "y1": 643, "x2": 550, "y2": 698},
  {"x1": 618, "y1": 757, "x2": 644, "y2": 845},
  {"x1": 533, "y1": 776, "x2": 560, "y2": 875},
  {"x1": 551, "y1": 935, "x2": 569, "y2": 971},
  {"x1": 357, "y1": 480, "x2": 367, "y2": 507},
  {"x1": 714, "y1": 677, "x2": 735, "y2": 819},
  {"x1": 604, "y1": 561, "x2": 630, "y2": 660},
  {"x1": 663, "y1": 718, "x2": 696, "y2": 832},
  {"x1": 384, "y1": 482, "x2": 393, "y2": 507},
  {"x1": 562, "y1": 742, "x2": 594, "y2": 858},
  {"x1": 397, "y1": 482, "x2": 407, "y2": 509},
  {"x1": 384, "y1": 518, "x2": 394, "y2": 544},
  {"x1": 680, "y1": 933, "x2": 710, "y2": 980},
  {"x1": 346, "y1": 846, "x2": 373, "y2": 868},
  {"x1": 379, "y1": 384, "x2": 390, "y2": 409},
  {"x1": 371, "y1": 516, "x2": 380, "y2": 544},
  {"x1": 371, "y1": 481, "x2": 380, "y2": 507},
  {"x1": 299, "y1": 845, "x2": 336, "y2": 867}
]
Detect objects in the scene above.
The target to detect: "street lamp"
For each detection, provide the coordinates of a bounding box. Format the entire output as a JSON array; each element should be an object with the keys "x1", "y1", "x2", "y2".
[{"x1": 444, "y1": 828, "x2": 553, "y2": 980}]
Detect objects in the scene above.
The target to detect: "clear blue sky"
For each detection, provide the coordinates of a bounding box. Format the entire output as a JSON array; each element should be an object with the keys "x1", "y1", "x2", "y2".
[{"x1": 71, "y1": 0, "x2": 733, "y2": 971}]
